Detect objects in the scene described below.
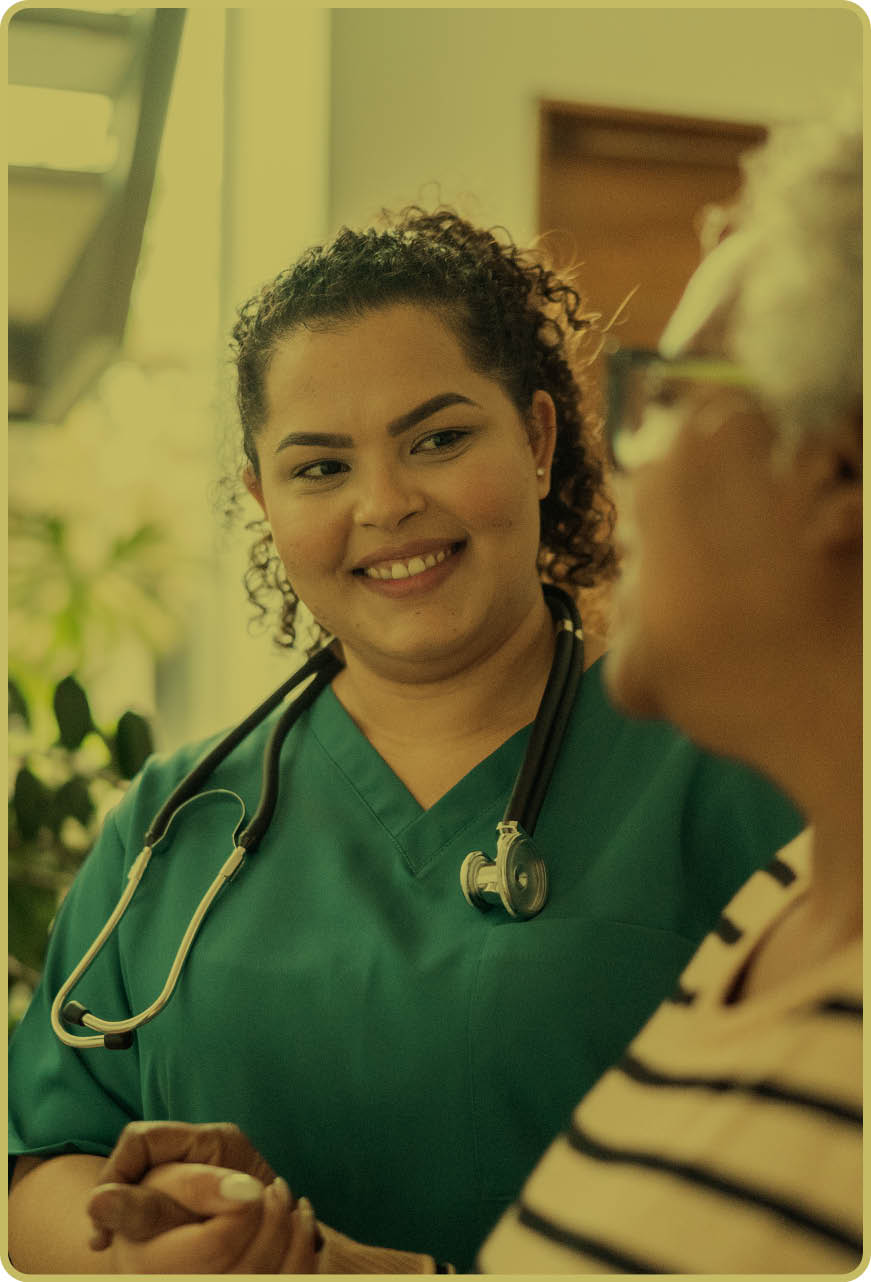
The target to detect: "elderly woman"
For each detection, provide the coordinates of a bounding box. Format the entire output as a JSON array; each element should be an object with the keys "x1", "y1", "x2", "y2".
[
  {"x1": 480, "y1": 105, "x2": 862, "y2": 1274},
  {"x1": 9, "y1": 208, "x2": 800, "y2": 1273}
]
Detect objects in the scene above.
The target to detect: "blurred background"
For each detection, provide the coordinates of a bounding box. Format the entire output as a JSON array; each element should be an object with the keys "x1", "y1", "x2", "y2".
[{"x1": 7, "y1": 5, "x2": 862, "y2": 1020}]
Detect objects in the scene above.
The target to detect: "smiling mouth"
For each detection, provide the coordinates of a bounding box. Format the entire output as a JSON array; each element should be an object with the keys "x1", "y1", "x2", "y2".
[{"x1": 353, "y1": 542, "x2": 464, "y2": 581}]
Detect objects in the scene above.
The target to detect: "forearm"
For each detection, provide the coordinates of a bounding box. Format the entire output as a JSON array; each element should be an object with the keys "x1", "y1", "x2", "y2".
[
  {"x1": 8, "y1": 1154, "x2": 120, "y2": 1274},
  {"x1": 317, "y1": 1223, "x2": 441, "y2": 1273}
]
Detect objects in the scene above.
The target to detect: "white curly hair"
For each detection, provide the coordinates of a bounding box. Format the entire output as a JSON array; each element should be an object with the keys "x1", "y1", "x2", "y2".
[{"x1": 730, "y1": 100, "x2": 861, "y2": 449}]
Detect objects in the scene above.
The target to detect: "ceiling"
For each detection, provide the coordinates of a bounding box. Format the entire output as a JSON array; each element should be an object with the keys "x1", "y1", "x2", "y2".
[{"x1": 8, "y1": 8, "x2": 186, "y2": 423}]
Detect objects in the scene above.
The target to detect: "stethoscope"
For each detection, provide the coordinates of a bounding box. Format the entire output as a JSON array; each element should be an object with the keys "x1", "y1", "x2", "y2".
[{"x1": 51, "y1": 585, "x2": 583, "y2": 1050}]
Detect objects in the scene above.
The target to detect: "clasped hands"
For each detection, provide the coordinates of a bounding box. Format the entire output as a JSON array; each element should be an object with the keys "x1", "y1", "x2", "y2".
[{"x1": 86, "y1": 1121, "x2": 436, "y2": 1273}]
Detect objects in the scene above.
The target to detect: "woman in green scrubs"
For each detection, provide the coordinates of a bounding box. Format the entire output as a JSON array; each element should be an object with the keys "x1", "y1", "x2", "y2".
[{"x1": 8, "y1": 209, "x2": 801, "y2": 1274}]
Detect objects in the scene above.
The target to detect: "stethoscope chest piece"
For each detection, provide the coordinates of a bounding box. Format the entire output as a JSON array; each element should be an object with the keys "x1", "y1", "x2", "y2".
[
  {"x1": 459, "y1": 584, "x2": 582, "y2": 922},
  {"x1": 460, "y1": 821, "x2": 548, "y2": 920}
]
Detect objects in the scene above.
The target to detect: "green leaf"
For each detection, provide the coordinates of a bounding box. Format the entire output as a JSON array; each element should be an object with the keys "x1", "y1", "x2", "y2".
[
  {"x1": 9, "y1": 880, "x2": 58, "y2": 972},
  {"x1": 53, "y1": 776, "x2": 96, "y2": 828},
  {"x1": 13, "y1": 767, "x2": 50, "y2": 840},
  {"x1": 8, "y1": 679, "x2": 30, "y2": 727},
  {"x1": 109, "y1": 523, "x2": 164, "y2": 562},
  {"x1": 114, "y1": 710, "x2": 154, "y2": 779},
  {"x1": 53, "y1": 676, "x2": 94, "y2": 750}
]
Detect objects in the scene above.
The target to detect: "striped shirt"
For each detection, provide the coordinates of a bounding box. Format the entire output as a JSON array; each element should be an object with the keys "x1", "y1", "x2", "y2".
[{"x1": 478, "y1": 831, "x2": 862, "y2": 1273}]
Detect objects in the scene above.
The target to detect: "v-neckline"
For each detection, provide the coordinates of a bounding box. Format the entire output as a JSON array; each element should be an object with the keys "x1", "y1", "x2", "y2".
[{"x1": 308, "y1": 683, "x2": 533, "y2": 874}]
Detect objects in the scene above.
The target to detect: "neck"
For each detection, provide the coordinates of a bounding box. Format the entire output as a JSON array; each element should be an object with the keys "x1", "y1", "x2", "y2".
[
  {"x1": 332, "y1": 596, "x2": 557, "y2": 750},
  {"x1": 752, "y1": 660, "x2": 861, "y2": 942},
  {"x1": 802, "y1": 813, "x2": 862, "y2": 943}
]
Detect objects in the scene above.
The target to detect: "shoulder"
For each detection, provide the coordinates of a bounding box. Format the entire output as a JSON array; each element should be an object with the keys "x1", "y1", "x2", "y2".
[
  {"x1": 570, "y1": 657, "x2": 799, "y2": 806},
  {"x1": 104, "y1": 706, "x2": 287, "y2": 853},
  {"x1": 561, "y1": 657, "x2": 802, "y2": 903}
]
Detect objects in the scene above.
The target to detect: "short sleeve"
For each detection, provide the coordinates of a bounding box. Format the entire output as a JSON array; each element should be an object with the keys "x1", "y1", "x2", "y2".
[{"x1": 9, "y1": 805, "x2": 146, "y2": 1160}]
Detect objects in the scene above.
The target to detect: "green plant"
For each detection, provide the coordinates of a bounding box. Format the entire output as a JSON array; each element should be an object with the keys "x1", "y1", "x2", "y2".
[
  {"x1": 9, "y1": 376, "x2": 204, "y2": 1033},
  {"x1": 8, "y1": 674, "x2": 154, "y2": 1033}
]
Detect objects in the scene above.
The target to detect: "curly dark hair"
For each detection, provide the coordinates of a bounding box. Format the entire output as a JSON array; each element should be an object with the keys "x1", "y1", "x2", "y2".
[{"x1": 227, "y1": 206, "x2": 617, "y2": 649}]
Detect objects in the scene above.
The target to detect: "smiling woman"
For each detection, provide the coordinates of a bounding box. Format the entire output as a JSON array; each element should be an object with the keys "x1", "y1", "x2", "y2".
[
  {"x1": 8, "y1": 206, "x2": 802, "y2": 1274},
  {"x1": 243, "y1": 303, "x2": 559, "y2": 703},
  {"x1": 230, "y1": 208, "x2": 615, "y2": 656}
]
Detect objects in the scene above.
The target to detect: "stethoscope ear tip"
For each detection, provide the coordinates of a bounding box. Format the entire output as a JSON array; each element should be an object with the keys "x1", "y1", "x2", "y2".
[
  {"x1": 103, "y1": 1030, "x2": 135, "y2": 1050},
  {"x1": 60, "y1": 999, "x2": 135, "y2": 1048},
  {"x1": 60, "y1": 1000, "x2": 90, "y2": 1027}
]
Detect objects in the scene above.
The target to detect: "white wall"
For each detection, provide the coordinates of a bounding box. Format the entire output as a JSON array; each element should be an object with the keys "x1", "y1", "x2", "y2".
[
  {"x1": 329, "y1": 6, "x2": 862, "y2": 242},
  {"x1": 167, "y1": 4, "x2": 862, "y2": 742},
  {"x1": 194, "y1": 7, "x2": 333, "y2": 735},
  {"x1": 157, "y1": 7, "x2": 333, "y2": 744}
]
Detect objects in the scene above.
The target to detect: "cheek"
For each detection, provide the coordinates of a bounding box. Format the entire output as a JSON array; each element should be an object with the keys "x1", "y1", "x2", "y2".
[
  {"x1": 451, "y1": 457, "x2": 539, "y2": 538},
  {"x1": 624, "y1": 475, "x2": 707, "y2": 630},
  {"x1": 265, "y1": 501, "x2": 346, "y2": 580}
]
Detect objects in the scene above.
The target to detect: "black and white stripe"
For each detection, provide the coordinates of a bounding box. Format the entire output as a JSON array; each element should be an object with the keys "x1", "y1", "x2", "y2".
[
  {"x1": 617, "y1": 1051, "x2": 861, "y2": 1125},
  {"x1": 514, "y1": 1203, "x2": 666, "y2": 1274},
  {"x1": 565, "y1": 1120, "x2": 862, "y2": 1256}
]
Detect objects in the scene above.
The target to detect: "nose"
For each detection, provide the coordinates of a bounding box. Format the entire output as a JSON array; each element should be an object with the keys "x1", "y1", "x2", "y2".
[{"x1": 353, "y1": 462, "x2": 426, "y2": 530}]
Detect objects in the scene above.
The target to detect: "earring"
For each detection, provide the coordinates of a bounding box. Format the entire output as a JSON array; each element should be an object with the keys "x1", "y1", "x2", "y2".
[{"x1": 536, "y1": 468, "x2": 545, "y2": 477}]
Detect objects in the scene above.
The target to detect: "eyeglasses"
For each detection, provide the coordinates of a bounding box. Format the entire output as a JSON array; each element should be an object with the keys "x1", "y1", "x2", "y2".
[{"x1": 604, "y1": 347, "x2": 756, "y2": 472}]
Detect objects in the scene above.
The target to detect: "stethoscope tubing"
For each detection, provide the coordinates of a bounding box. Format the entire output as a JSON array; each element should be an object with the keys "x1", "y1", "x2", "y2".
[
  {"x1": 144, "y1": 646, "x2": 342, "y2": 848},
  {"x1": 51, "y1": 820, "x2": 246, "y2": 1049},
  {"x1": 53, "y1": 651, "x2": 341, "y2": 1049},
  {"x1": 521, "y1": 622, "x2": 584, "y2": 834},
  {"x1": 240, "y1": 652, "x2": 343, "y2": 850},
  {"x1": 52, "y1": 587, "x2": 583, "y2": 1048},
  {"x1": 503, "y1": 585, "x2": 583, "y2": 835}
]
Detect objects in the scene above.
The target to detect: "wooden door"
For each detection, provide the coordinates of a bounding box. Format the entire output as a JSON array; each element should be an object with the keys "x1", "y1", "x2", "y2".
[{"x1": 538, "y1": 101, "x2": 766, "y2": 349}]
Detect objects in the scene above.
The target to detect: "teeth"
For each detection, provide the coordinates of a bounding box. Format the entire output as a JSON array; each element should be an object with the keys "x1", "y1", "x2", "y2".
[{"x1": 363, "y1": 546, "x2": 455, "y2": 580}]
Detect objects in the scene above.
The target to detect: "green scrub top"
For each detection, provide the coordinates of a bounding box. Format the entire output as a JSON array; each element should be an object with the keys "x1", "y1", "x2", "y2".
[{"x1": 9, "y1": 659, "x2": 801, "y2": 1270}]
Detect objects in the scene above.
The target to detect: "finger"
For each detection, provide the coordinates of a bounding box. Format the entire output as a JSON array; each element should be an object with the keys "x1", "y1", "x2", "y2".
[
  {"x1": 280, "y1": 1198, "x2": 321, "y2": 1274},
  {"x1": 88, "y1": 1165, "x2": 265, "y2": 1242},
  {"x1": 89, "y1": 1225, "x2": 111, "y2": 1254},
  {"x1": 120, "y1": 1205, "x2": 266, "y2": 1275},
  {"x1": 142, "y1": 1162, "x2": 267, "y2": 1216},
  {"x1": 229, "y1": 1175, "x2": 293, "y2": 1273},
  {"x1": 88, "y1": 1183, "x2": 204, "y2": 1245},
  {"x1": 99, "y1": 1120, "x2": 278, "y2": 1187}
]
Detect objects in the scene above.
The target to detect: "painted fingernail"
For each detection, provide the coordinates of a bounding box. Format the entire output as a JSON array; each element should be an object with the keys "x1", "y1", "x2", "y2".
[{"x1": 219, "y1": 1172, "x2": 263, "y2": 1202}]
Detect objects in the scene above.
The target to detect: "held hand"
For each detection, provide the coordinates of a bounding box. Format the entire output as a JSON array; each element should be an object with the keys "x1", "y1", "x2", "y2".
[
  {"x1": 87, "y1": 1163, "x2": 320, "y2": 1273},
  {"x1": 90, "y1": 1120, "x2": 280, "y2": 1250},
  {"x1": 90, "y1": 1120, "x2": 436, "y2": 1273},
  {"x1": 98, "y1": 1120, "x2": 278, "y2": 1186}
]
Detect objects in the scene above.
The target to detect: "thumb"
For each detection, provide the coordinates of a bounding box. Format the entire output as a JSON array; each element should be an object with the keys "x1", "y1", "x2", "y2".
[
  {"x1": 88, "y1": 1183, "x2": 201, "y2": 1245},
  {"x1": 88, "y1": 1165, "x2": 266, "y2": 1243}
]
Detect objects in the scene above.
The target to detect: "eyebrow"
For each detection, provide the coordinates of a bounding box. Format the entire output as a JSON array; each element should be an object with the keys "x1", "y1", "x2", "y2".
[
  {"x1": 273, "y1": 392, "x2": 480, "y2": 454},
  {"x1": 274, "y1": 431, "x2": 354, "y2": 452},
  {"x1": 386, "y1": 392, "x2": 480, "y2": 436}
]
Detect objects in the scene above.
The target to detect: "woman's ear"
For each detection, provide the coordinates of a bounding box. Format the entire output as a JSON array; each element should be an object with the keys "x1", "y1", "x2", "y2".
[
  {"x1": 529, "y1": 390, "x2": 558, "y2": 497},
  {"x1": 243, "y1": 464, "x2": 267, "y2": 515},
  {"x1": 804, "y1": 416, "x2": 862, "y2": 555}
]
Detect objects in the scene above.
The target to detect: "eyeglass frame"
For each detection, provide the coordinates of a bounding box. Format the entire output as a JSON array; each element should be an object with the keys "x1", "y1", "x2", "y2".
[{"x1": 604, "y1": 347, "x2": 757, "y2": 471}]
